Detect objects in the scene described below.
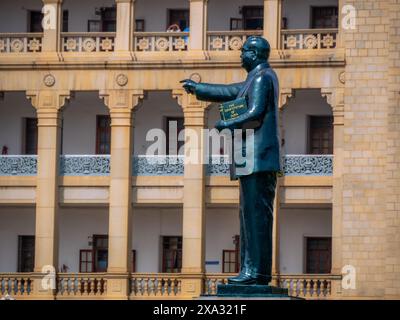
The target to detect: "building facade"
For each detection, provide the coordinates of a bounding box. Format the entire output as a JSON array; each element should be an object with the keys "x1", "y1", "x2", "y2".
[{"x1": 0, "y1": 0, "x2": 398, "y2": 300}]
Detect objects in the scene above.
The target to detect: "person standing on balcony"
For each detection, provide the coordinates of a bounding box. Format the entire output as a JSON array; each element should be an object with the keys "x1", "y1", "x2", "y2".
[{"x1": 181, "y1": 36, "x2": 281, "y2": 286}]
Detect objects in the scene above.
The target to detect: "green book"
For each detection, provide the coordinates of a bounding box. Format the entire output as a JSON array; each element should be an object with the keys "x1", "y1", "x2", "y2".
[{"x1": 219, "y1": 97, "x2": 248, "y2": 121}]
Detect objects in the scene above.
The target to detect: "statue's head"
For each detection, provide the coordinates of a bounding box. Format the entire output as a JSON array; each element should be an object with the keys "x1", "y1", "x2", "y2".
[{"x1": 240, "y1": 36, "x2": 271, "y2": 72}]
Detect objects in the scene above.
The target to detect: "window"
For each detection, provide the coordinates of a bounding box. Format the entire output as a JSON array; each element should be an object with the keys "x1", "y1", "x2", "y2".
[
  {"x1": 308, "y1": 116, "x2": 333, "y2": 155},
  {"x1": 100, "y1": 7, "x2": 116, "y2": 32},
  {"x1": 24, "y1": 118, "x2": 38, "y2": 155},
  {"x1": 311, "y1": 6, "x2": 338, "y2": 29},
  {"x1": 167, "y1": 9, "x2": 189, "y2": 31},
  {"x1": 162, "y1": 236, "x2": 182, "y2": 273},
  {"x1": 28, "y1": 10, "x2": 69, "y2": 32},
  {"x1": 222, "y1": 235, "x2": 240, "y2": 273},
  {"x1": 135, "y1": 19, "x2": 145, "y2": 32},
  {"x1": 230, "y1": 18, "x2": 243, "y2": 31},
  {"x1": 306, "y1": 237, "x2": 332, "y2": 274},
  {"x1": 79, "y1": 249, "x2": 93, "y2": 273},
  {"x1": 29, "y1": 11, "x2": 43, "y2": 33},
  {"x1": 242, "y1": 6, "x2": 263, "y2": 30},
  {"x1": 18, "y1": 236, "x2": 35, "y2": 272},
  {"x1": 93, "y1": 234, "x2": 108, "y2": 272},
  {"x1": 96, "y1": 115, "x2": 111, "y2": 154},
  {"x1": 166, "y1": 117, "x2": 184, "y2": 155}
]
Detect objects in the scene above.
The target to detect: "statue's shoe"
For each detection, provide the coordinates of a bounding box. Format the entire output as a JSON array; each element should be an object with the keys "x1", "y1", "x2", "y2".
[{"x1": 227, "y1": 273, "x2": 271, "y2": 285}]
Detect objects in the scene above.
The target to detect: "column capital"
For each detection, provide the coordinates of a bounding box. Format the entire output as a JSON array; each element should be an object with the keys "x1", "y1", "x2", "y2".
[
  {"x1": 279, "y1": 88, "x2": 294, "y2": 110},
  {"x1": 99, "y1": 89, "x2": 144, "y2": 111},
  {"x1": 26, "y1": 90, "x2": 71, "y2": 111},
  {"x1": 173, "y1": 90, "x2": 209, "y2": 127}
]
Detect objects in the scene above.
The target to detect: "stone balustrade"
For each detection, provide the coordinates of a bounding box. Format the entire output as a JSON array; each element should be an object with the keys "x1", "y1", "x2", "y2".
[
  {"x1": 130, "y1": 273, "x2": 182, "y2": 298},
  {"x1": 56, "y1": 273, "x2": 107, "y2": 298},
  {"x1": 0, "y1": 273, "x2": 33, "y2": 298},
  {"x1": 134, "y1": 32, "x2": 189, "y2": 52},
  {"x1": 207, "y1": 31, "x2": 263, "y2": 51},
  {"x1": 0, "y1": 155, "x2": 334, "y2": 177},
  {"x1": 0, "y1": 33, "x2": 42, "y2": 53},
  {"x1": 281, "y1": 29, "x2": 338, "y2": 50},
  {"x1": 0, "y1": 272, "x2": 340, "y2": 299},
  {"x1": 61, "y1": 33, "x2": 116, "y2": 52}
]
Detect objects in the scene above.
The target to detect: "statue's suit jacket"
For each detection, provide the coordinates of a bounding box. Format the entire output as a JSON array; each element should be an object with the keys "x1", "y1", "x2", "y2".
[{"x1": 195, "y1": 62, "x2": 281, "y2": 177}]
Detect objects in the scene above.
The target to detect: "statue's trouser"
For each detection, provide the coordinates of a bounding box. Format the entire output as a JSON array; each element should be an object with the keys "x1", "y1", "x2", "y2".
[{"x1": 239, "y1": 171, "x2": 277, "y2": 282}]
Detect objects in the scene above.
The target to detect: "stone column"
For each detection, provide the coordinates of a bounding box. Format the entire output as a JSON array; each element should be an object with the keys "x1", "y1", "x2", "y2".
[
  {"x1": 189, "y1": 0, "x2": 208, "y2": 51},
  {"x1": 115, "y1": 0, "x2": 135, "y2": 52},
  {"x1": 26, "y1": 90, "x2": 70, "y2": 299},
  {"x1": 41, "y1": 0, "x2": 63, "y2": 52},
  {"x1": 322, "y1": 88, "x2": 344, "y2": 298},
  {"x1": 263, "y1": 0, "x2": 282, "y2": 49},
  {"x1": 100, "y1": 89, "x2": 143, "y2": 299},
  {"x1": 173, "y1": 90, "x2": 208, "y2": 298}
]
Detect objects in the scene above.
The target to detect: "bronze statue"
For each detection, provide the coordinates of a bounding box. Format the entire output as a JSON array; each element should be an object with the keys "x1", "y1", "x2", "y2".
[{"x1": 181, "y1": 36, "x2": 281, "y2": 289}]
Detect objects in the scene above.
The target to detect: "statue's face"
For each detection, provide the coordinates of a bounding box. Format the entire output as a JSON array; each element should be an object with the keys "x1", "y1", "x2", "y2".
[{"x1": 240, "y1": 44, "x2": 257, "y2": 72}]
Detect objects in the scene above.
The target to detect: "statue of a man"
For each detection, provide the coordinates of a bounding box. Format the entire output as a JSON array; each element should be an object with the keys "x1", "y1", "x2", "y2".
[{"x1": 181, "y1": 36, "x2": 281, "y2": 286}]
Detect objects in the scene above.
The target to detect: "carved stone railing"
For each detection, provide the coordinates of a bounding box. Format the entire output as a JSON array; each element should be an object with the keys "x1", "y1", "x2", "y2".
[
  {"x1": 133, "y1": 155, "x2": 184, "y2": 176},
  {"x1": 60, "y1": 155, "x2": 110, "y2": 176},
  {"x1": 207, "y1": 30, "x2": 263, "y2": 51},
  {"x1": 56, "y1": 273, "x2": 107, "y2": 298},
  {"x1": 281, "y1": 29, "x2": 338, "y2": 50},
  {"x1": 0, "y1": 273, "x2": 33, "y2": 298},
  {"x1": 203, "y1": 273, "x2": 341, "y2": 299},
  {"x1": 203, "y1": 273, "x2": 233, "y2": 295},
  {"x1": 277, "y1": 274, "x2": 342, "y2": 299},
  {"x1": 0, "y1": 155, "x2": 37, "y2": 176},
  {"x1": 134, "y1": 32, "x2": 189, "y2": 52},
  {"x1": 0, "y1": 33, "x2": 43, "y2": 53},
  {"x1": 61, "y1": 32, "x2": 115, "y2": 52},
  {"x1": 0, "y1": 155, "x2": 332, "y2": 177},
  {"x1": 130, "y1": 273, "x2": 182, "y2": 298},
  {"x1": 283, "y1": 155, "x2": 333, "y2": 176}
]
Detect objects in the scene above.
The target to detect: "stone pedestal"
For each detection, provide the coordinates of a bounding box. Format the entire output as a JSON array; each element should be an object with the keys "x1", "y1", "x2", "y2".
[{"x1": 216, "y1": 284, "x2": 289, "y2": 298}]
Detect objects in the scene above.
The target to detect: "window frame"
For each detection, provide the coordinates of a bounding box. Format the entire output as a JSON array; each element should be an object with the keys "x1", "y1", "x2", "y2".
[
  {"x1": 79, "y1": 249, "x2": 94, "y2": 273},
  {"x1": 307, "y1": 115, "x2": 334, "y2": 155},
  {"x1": 17, "y1": 235, "x2": 35, "y2": 272},
  {"x1": 310, "y1": 6, "x2": 339, "y2": 29},
  {"x1": 305, "y1": 236, "x2": 332, "y2": 274},
  {"x1": 96, "y1": 115, "x2": 111, "y2": 155},
  {"x1": 167, "y1": 9, "x2": 190, "y2": 31},
  {"x1": 161, "y1": 236, "x2": 182, "y2": 273}
]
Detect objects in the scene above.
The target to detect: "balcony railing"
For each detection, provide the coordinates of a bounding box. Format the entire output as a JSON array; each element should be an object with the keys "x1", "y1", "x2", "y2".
[
  {"x1": 281, "y1": 28, "x2": 338, "y2": 50},
  {"x1": 0, "y1": 273, "x2": 33, "y2": 297},
  {"x1": 0, "y1": 28, "x2": 342, "y2": 54},
  {"x1": 61, "y1": 32, "x2": 116, "y2": 52},
  {"x1": 0, "y1": 33, "x2": 43, "y2": 53},
  {"x1": 57, "y1": 273, "x2": 107, "y2": 298},
  {"x1": 59, "y1": 155, "x2": 110, "y2": 176},
  {"x1": 0, "y1": 155, "x2": 37, "y2": 176},
  {"x1": 134, "y1": 32, "x2": 189, "y2": 52},
  {"x1": 207, "y1": 30, "x2": 263, "y2": 51},
  {"x1": 0, "y1": 272, "x2": 340, "y2": 299},
  {"x1": 0, "y1": 155, "x2": 333, "y2": 176},
  {"x1": 130, "y1": 273, "x2": 182, "y2": 298},
  {"x1": 282, "y1": 155, "x2": 333, "y2": 176}
]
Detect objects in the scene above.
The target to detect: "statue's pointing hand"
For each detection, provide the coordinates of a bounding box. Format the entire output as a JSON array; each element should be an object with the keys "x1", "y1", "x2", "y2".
[{"x1": 180, "y1": 79, "x2": 198, "y2": 95}]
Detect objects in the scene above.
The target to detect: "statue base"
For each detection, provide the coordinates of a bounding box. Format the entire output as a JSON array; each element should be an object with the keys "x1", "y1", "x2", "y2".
[{"x1": 216, "y1": 284, "x2": 289, "y2": 298}]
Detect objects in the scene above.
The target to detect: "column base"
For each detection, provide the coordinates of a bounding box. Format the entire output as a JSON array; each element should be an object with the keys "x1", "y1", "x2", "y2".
[
  {"x1": 105, "y1": 273, "x2": 130, "y2": 300},
  {"x1": 31, "y1": 275, "x2": 57, "y2": 300},
  {"x1": 180, "y1": 273, "x2": 205, "y2": 298}
]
